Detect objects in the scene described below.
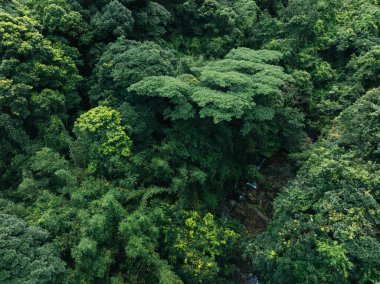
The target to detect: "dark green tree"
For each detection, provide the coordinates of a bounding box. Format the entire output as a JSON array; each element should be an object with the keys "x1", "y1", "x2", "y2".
[
  {"x1": 132, "y1": 1, "x2": 171, "y2": 39},
  {"x1": 128, "y1": 47, "x2": 303, "y2": 207},
  {"x1": 91, "y1": 0, "x2": 134, "y2": 40},
  {"x1": 0, "y1": 213, "x2": 66, "y2": 283},
  {"x1": 27, "y1": 0, "x2": 92, "y2": 44},
  {"x1": 89, "y1": 39, "x2": 177, "y2": 104}
]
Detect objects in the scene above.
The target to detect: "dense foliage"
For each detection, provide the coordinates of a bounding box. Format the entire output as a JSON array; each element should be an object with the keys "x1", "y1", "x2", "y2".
[
  {"x1": 248, "y1": 89, "x2": 380, "y2": 283},
  {"x1": 0, "y1": 0, "x2": 379, "y2": 283}
]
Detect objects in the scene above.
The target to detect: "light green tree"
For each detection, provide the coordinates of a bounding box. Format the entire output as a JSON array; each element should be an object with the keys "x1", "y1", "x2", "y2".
[{"x1": 73, "y1": 106, "x2": 132, "y2": 176}]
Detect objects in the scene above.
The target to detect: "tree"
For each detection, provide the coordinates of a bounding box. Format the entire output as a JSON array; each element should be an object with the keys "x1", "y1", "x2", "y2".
[
  {"x1": 70, "y1": 184, "x2": 126, "y2": 283},
  {"x1": 129, "y1": 47, "x2": 303, "y2": 151},
  {"x1": 127, "y1": 47, "x2": 304, "y2": 207},
  {"x1": 165, "y1": 0, "x2": 260, "y2": 56},
  {"x1": 0, "y1": 114, "x2": 31, "y2": 188},
  {"x1": 132, "y1": 1, "x2": 171, "y2": 39},
  {"x1": 0, "y1": 3, "x2": 82, "y2": 131},
  {"x1": 0, "y1": 213, "x2": 65, "y2": 283},
  {"x1": 251, "y1": 0, "x2": 380, "y2": 132},
  {"x1": 161, "y1": 206, "x2": 241, "y2": 283},
  {"x1": 336, "y1": 88, "x2": 380, "y2": 161},
  {"x1": 119, "y1": 206, "x2": 183, "y2": 284},
  {"x1": 89, "y1": 39, "x2": 177, "y2": 104},
  {"x1": 250, "y1": 89, "x2": 380, "y2": 283},
  {"x1": 349, "y1": 45, "x2": 380, "y2": 90},
  {"x1": 73, "y1": 106, "x2": 132, "y2": 176},
  {"x1": 0, "y1": 1, "x2": 82, "y2": 189},
  {"x1": 91, "y1": 0, "x2": 134, "y2": 40},
  {"x1": 26, "y1": 0, "x2": 91, "y2": 44},
  {"x1": 17, "y1": 147, "x2": 77, "y2": 201}
]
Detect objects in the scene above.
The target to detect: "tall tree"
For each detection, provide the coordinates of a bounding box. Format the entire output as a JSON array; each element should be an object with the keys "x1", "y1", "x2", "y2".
[{"x1": 128, "y1": 47, "x2": 304, "y2": 207}]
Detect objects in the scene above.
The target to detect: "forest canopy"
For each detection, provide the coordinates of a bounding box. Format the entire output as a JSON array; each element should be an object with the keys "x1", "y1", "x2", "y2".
[{"x1": 0, "y1": 0, "x2": 379, "y2": 283}]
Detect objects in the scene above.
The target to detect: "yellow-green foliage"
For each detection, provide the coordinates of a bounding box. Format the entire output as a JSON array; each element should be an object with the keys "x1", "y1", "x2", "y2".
[
  {"x1": 73, "y1": 106, "x2": 132, "y2": 175},
  {"x1": 164, "y1": 208, "x2": 240, "y2": 283}
]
